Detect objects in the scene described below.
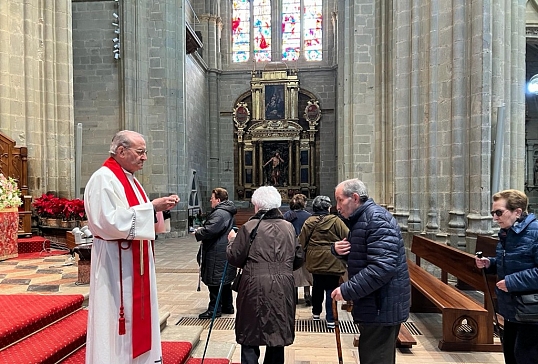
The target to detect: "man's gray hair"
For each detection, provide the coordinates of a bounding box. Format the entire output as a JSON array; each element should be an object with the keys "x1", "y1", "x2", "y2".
[
  {"x1": 109, "y1": 130, "x2": 144, "y2": 156},
  {"x1": 251, "y1": 186, "x2": 281, "y2": 210},
  {"x1": 338, "y1": 178, "x2": 369, "y2": 199}
]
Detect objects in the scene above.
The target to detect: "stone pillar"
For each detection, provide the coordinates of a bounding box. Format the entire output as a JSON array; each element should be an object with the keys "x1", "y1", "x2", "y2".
[
  {"x1": 392, "y1": 0, "x2": 411, "y2": 232},
  {"x1": 447, "y1": 0, "x2": 467, "y2": 248},
  {"x1": 0, "y1": 0, "x2": 74, "y2": 196},
  {"x1": 465, "y1": 0, "x2": 494, "y2": 246}
]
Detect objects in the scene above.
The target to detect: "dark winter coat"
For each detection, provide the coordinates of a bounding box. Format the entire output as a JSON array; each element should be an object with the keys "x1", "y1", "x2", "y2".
[
  {"x1": 283, "y1": 209, "x2": 312, "y2": 236},
  {"x1": 227, "y1": 208, "x2": 304, "y2": 346},
  {"x1": 337, "y1": 199, "x2": 410, "y2": 325},
  {"x1": 486, "y1": 213, "x2": 538, "y2": 322},
  {"x1": 299, "y1": 213, "x2": 348, "y2": 275},
  {"x1": 195, "y1": 200, "x2": 237, "y2": 286}
]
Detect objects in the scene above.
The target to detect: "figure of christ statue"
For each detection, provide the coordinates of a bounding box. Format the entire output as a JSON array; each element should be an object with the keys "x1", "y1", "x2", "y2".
[{"x1": 264, "y1": 152, "x2": 285, "y2": 187}]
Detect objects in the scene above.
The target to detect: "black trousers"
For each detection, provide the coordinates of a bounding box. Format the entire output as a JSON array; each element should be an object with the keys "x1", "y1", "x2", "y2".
[
  {"x1": 311, "y1": 274, "x2": 340, "y2": 322},
  {"x1": 207, "y1": 284, "x2": 233, "y2": 312},
  {"x1": 503, "y1": 320, "x2": 538, "y2": 364},
  {"x1": 241, "y1": 345, "x2": 284, "y2": 364},
  {"x1": 357, "y1": 323, "x2": 400, "y2": 364}
]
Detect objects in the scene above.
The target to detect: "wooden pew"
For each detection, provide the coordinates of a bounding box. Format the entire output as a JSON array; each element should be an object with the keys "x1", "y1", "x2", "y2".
[
  {"x1": 353, "y1": 325, "x2": 417, "y2": 349},
  {"x1": 234, "y1": 207, "x2": 255, "y2": 228},
  {"x1": 476, "y1": 234, "x2": 498, "y2": 258},
  {"x1": 410, "y1": 235, "x2": 502, "y2": 351}
]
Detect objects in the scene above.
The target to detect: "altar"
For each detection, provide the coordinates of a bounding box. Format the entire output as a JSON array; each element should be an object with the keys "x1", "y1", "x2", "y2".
[{"x1": 0, "y1": 208, "x2": 18, "y2": 260}]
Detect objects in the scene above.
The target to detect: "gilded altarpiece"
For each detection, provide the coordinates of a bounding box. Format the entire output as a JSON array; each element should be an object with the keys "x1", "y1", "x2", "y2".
[{"x1": 233, "y1": 64, "x2": 321, "y2": 202}]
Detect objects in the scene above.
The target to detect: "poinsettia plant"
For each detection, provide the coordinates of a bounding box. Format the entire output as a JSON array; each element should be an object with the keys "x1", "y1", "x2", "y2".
[
  {"x1": 32, "y1": 193, "x2": 64, "y2": 218},
  {"x1": 63, "y1": 198, "x2": 86, "y2": 221},
  {"x1": 33, "y1": 194, "x2": 87, "y2": 221},
  {"x1": 0, "y1": 173, "x2": 22, "y2": 209}
]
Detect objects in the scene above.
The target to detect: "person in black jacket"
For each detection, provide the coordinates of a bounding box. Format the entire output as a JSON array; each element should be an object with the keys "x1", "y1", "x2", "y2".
[
  {"x1": 331, "y1": 178, "x2": 410, "y2": 364},
  {"x1": 475, "y1": 189, "x2": 538, "y2": 364},
  {"x1": 194, "y1": 187, "x2": 237, "y2": 319}
]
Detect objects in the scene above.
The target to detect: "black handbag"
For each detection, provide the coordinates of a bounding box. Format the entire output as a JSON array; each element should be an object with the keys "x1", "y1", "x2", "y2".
[
  {"x1": 231, "y1": 213, "x2": 265, "y2": 292},
  {"x1": 514, "y1": 292, "x2": 538, "y2": 323}
]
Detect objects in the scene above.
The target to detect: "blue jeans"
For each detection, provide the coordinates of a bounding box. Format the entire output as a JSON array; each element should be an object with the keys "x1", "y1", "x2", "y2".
[{"x1": 312, "y1": 274, "x2": 341, "y2": 322}]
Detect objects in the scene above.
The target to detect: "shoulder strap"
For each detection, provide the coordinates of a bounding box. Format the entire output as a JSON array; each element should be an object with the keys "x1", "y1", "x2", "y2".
[
  {"x1": 243, "y1": 212, "x2": 267, "y2": 260},
  {"x1": 304, "y1": 215, "x2": 324, "y2": 251}
]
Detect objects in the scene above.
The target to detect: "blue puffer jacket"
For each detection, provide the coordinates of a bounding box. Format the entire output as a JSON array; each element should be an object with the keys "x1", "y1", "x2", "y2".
[
  {"x1": 338, "y1": 199, "x2": 410, "y2": 325},
  {"x1": 486, "y1": 213, "x2": 538, "y2": 322}
]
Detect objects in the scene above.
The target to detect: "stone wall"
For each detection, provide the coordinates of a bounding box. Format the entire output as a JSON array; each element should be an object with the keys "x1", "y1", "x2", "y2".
[{"x1": 72, "y1": 1, "x2": 121, "y2": 193}]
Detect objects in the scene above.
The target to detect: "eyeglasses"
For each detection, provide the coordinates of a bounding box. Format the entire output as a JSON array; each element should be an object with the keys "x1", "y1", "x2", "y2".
[
  {"x1": 490, "y1": 209, "x2": 508, "y2": 217},
  {"x1": 127, "y1": 148, "x2": 148, "y2": 156}
]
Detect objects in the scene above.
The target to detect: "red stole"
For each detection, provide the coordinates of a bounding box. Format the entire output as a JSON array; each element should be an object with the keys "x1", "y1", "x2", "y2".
[{"x1": 103, "y1": 157, "x2": 152, "y2": 358}]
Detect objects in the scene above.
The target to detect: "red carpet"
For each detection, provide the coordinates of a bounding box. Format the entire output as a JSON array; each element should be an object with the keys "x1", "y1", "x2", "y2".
[
  {"x1": 0, "y1": 310, "x2": 87, "y2": 364},
  {"x1": 59, "y1": 341, "x2": 194, "y2": 364},
  {"x1": 0, "y1": 294, "x2": 84, "y2": 349},
  {"x1": 15, "y1": 249, "x2": 70, "y2": 260},
  {"x1": 17, "y1": 236, "x2": 50, "y2": 254}
]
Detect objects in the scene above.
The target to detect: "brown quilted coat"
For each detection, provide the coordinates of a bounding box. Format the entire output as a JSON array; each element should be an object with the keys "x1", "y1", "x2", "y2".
[{"x1": 227, "y1": 208, "x2": 304, "y2": 346}]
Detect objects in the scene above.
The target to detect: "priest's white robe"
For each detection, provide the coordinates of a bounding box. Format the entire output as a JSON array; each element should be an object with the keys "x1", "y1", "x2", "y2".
[{"x1": 84, "y1": 166, "x2": 162, "y2": 364}]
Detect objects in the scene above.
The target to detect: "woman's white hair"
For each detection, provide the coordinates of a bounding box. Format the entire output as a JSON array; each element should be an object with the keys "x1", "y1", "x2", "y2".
[{"x1": 251, "y1": 186, "x2": 281, "y2": 210}]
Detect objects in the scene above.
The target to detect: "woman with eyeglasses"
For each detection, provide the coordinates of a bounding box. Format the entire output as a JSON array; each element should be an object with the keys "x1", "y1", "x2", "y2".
[{"x1": 475, "y1": 189, "x2": 538, "y2": 364}]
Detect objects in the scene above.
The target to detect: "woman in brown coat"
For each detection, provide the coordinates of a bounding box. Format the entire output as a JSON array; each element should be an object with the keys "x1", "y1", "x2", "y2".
[
  {"x1": 227, "y1": 186, "x2": 304, "y2": 364},
  {"x1": 299, "y1": 195, "x2": 349, "y2": 329}
]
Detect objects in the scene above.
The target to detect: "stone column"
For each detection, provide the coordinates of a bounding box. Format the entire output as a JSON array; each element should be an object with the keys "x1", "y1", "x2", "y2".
[
  {"x1": 466, "y1": 0, "x2": 494, "y2": 245},
  {"x1": 0, "y1": 0, "x2": 74, "y2": 196},
  {"x1": 447, "y1": 0, "x2": 468, "y2": 248},
  {"x1": 392, "y1": 0, "x2": 411, "y2": 232}
]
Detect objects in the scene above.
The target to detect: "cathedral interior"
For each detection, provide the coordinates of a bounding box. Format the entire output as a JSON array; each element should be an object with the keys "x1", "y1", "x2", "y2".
[{"x1": 1, "y1": 0, "x2": 538, "y2": 248}]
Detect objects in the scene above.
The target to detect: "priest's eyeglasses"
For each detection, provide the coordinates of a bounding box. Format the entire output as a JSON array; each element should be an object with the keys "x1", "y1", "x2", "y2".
[
  {"x1": 490, "y1": 209, "x2": 508, "y2": 217},
  {"x1": 128, "y1": 148, "x2": 148, "y2": 156}
]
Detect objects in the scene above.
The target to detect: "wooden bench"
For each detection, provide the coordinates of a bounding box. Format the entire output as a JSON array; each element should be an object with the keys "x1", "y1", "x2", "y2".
[
  {"x1": 353, "y1": 325, "x2": 417, "y2": 349},
  {"x1": 410, "y1": 235, "x2": 501, "y2": 351},
  {"x1": 234, "y1": 207, "x2": 255, "y2": 228}
]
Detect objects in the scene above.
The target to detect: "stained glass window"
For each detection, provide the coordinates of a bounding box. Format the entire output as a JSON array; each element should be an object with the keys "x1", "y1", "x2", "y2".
[
  {"x1": 282, "y1": 0, "x2": 301, "y2": 61},
  {"x1": 232, "y1": 0, "x2": 250, "y2": 63},
  {"x1": 253, "y1": 0, "x2": 272, "y2": 62},
  {"x1": 231, "y1": 0, "x2": 322, "y2": 63},
  {"x1": 303, "y1": 0, "x2": 323, "y2": 61}
]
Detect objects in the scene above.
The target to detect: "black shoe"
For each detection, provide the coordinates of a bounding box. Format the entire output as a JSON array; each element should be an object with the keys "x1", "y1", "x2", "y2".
[
  {"x1": 198, "y1": 310, "x2": 221, "y2": 319},
  {"x1": 304, "y1": 294, "x2": 312, "y2": 307},
  {"x1": 222, "y1": 307, "x2": 235, "y2": 314}
]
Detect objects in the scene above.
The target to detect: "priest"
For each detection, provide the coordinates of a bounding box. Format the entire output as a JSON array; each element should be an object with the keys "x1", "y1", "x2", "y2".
[{"x1": 84, "y1": 130, "x2": 180, "y2": 363}]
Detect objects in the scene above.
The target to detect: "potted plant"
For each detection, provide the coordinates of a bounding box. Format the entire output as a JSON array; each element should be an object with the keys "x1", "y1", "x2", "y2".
[
  {"x1": 62, "y1": 198, "x2": 86, "y2": 228},
  {"x1": 0, "y1": 173, "x2": 22, "y2": 260},
  {"x1": 32, "y1": 193, "x2": 64, "y2": 227}
]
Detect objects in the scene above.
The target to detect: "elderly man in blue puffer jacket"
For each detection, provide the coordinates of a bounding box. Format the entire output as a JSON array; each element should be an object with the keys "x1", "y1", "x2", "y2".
[{"x1": 331, "y1": 178, "x2": 410, "y2": 364}]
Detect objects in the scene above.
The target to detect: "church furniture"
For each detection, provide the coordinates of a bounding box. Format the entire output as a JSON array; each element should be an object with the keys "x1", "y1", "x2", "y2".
[
  {"x1": 0, "y1": 131, "x2": 32, "y2": 236},
  {"x1": 409, "y1": 235, "x2": 501, "y2": 351},
  {"x1": 234, "y1": 207, "x2": 255, "y2": 228},
  {"x1": 475, "y1": 234, "x2": 498, "y2": 258},
  {"x1": 353, "y1": 324, "x2": 417, "y2": 349}
]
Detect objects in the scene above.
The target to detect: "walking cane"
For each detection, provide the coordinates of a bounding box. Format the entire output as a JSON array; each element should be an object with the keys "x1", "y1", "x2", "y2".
[
  {"x1": 476, "y1": 251, "x2": 503, "y2": 344},
  {"x1": 332, "y1": 299, "x2": 344, "y2": 364},
  {"x1": 197, "y1": 242, "x2": 203, "y2": 291},
  {"x1": 200, "y1": 260, "x2": 228, "y2": 364}
]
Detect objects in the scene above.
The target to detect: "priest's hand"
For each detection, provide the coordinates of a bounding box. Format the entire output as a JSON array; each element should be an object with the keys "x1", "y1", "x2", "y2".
[{"x1": 152, "y1": 195, "x2": 180, "y2": 212}]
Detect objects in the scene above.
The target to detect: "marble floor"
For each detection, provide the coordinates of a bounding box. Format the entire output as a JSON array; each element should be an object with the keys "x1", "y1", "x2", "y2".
[{"x1": 0, "y1": 234, "x2": 506, "y2": 363}]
